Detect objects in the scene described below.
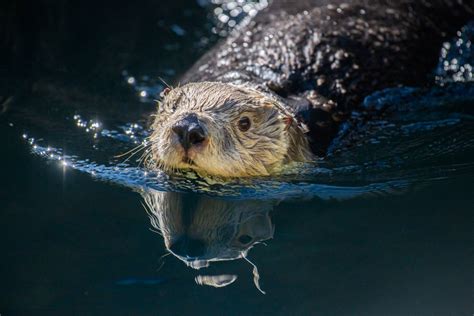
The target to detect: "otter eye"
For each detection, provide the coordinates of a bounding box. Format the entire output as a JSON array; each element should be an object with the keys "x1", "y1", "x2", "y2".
[
  {"x1": 238, "y1": 117, "x2": 251, "y2": 132},
  {"x1": 238, "y1": 234, "x2": 253, "y2": 245}
]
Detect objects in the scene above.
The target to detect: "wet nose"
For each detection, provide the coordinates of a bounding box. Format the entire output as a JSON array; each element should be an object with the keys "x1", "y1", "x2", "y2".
[
  {"x1": 169, "y1": 236, "x2": 206, "y2": 259},
  {"x1": 172, "y1": 114, "x2": 206, "y2": 149}
]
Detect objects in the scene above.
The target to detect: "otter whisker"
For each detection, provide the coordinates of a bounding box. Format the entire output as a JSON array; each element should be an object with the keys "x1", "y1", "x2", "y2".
[
  {"x1": 148, "y1": 227, "x2": 163, "y2": 236},
  {"x1": 141, "y1": 200, "x2": 164, "y2": 235},
  {"x1": 114, "y1": 142, "x2": 146, "y2": 159},
  {"x1": 118, "y1": 141, "x2": 154, "y2": 166},
  {"x1": 243, "y1": 254, "x2": 266, "y2": 295},
  {"x1": 135, "y1": 137, "x2": 161, "y2": 168},
  {"x1": 140, "y1": 147, "x2": 161, "y2": 169},
  {"x1": 158, "y1": 76, "x2": 173, "y2": 89},
  {"x1": 156, "y1": 252, "x2": 171, "y2": 272},
  {"x1": 114, "y1": 137, "x2": 158, "y2": 166},
  {"x1": 137, "y1": 147, "x2": 153, "y2": 168}
]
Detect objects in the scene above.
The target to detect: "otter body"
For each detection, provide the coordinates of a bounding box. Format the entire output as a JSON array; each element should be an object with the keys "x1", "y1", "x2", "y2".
[{"x1": 150, "y1": 0, "x2": 474, "y2": 177}]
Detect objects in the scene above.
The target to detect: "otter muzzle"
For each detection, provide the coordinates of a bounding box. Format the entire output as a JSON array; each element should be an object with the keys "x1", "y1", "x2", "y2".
[{"x1": 171, "y1": 114, "x2": 207, "y2": 150}]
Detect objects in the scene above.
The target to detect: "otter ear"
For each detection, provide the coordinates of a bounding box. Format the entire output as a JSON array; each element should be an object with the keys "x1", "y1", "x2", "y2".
[
  {"x1": 163, "y1": 87, "x2": 171, "y2": 95},
  {"x1": 160, "y1": 87, "x2": 171, "y2": 98}
]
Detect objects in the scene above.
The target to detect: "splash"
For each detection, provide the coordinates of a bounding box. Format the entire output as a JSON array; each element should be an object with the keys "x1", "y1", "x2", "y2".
[
  {"x1": 199, "y1": 0, "x2": 270, "y2": 37},
  {"x1": 436, "y1": 21, "x2": 474, "y2": 84}
]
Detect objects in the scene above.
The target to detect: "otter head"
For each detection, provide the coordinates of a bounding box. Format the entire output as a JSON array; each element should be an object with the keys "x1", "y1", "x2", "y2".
[{"x1": 148, "y1": 82, "x2": 312, "y2": 177}]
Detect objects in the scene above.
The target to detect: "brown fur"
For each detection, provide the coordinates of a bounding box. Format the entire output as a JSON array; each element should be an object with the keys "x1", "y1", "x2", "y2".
[{"x1": 148, "y1": 82, "x2": 312, "y2": 177}]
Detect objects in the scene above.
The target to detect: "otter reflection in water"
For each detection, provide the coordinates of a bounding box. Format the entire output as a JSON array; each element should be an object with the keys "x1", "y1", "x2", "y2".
[{"x1": 141, "y1": 189, "x2": 275, "y2": 293}]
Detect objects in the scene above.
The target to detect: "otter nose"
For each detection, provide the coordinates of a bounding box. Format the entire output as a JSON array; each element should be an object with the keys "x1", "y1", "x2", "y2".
[
  {"x1": 169, "y1": 236, "x2": 206, "y2": 259},
  {"x1": 172, "y1": 114, "x2": 206, "y2": 150}
]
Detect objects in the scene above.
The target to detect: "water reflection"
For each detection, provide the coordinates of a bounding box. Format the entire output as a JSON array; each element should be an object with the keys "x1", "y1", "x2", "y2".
[{"x1": 141, "y1": 189, "x2": 275, "y2": 292}]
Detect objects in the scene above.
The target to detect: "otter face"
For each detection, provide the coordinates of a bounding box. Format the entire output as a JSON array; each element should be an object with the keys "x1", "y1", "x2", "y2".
[{"x1": 149, "y1": 82, "x2": 312, "y2": 177}]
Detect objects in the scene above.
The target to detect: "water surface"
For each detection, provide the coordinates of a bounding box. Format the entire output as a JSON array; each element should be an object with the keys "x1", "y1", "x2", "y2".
[{"x1": 1, "y1": 1, "x2": 473, "y2": 315}]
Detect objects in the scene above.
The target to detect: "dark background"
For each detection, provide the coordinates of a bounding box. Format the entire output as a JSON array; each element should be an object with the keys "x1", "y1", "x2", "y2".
[{"x1": 1, "y1": 0, "x2": 215, "y2": 120}]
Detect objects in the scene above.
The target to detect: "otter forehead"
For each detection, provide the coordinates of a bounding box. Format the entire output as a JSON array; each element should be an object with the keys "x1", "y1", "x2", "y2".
[{"x1": 161, "y1": 82, "x2": 266, "y2": 115}]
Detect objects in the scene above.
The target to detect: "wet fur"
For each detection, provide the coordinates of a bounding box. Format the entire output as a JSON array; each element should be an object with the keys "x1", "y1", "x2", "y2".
[
  {"x1": 149, "y1": 82, "x2": 312, "y2": 177},
  {"x1": 150, "y1": 0, "x2": 474, "y2": 177}
]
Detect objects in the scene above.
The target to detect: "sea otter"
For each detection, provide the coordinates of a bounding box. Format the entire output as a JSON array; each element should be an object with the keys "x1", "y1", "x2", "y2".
[{"x1": 149, "y1": 0, "x2": 474, "y2": 177}]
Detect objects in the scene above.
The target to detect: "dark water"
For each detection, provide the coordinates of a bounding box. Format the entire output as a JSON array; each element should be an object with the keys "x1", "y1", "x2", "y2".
[{"x1": 1, "y1": 1, "x2": 473, "y2": 315}]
